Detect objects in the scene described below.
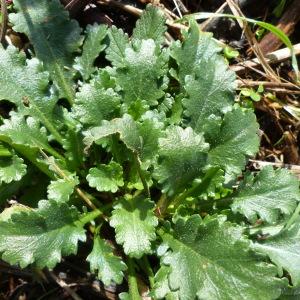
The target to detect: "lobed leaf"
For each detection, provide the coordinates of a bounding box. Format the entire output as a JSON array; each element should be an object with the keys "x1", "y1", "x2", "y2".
[
  {"x1": 110, "y1": 196, "x2": 158, "y2": 258},
  {"x1": 0, "y1": 155, "x2": 27, "y2": 184},
  {"x1": 87, "y1": 236, "x2": 127, "y2": 285},
  {"x1": 231, "y1": 166, "x2": 300, "y2": 223},
  {"x1": 158, "y1": 215, "x2": 284, "y2": 300},
  {"x1": 0, "y1": 200, "x2": 86, "y2": 269}
]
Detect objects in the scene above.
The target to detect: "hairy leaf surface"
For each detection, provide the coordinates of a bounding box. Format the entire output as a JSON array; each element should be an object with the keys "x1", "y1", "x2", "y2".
[
  {"x1": 0, "y1": 200, "x2": 86, "y2": 268},
  {"x1": 87, "y1": 236, "x2": 127, "y2": 285},
  {"x1": 110, "y1": 196, "x2": 158, "y2": 258},
  {"x1": 231, "y1": 166, "x2": 300, "y2": 223},
  {"x1": 158, "y1": 215, "x2": 283, "y2": 300}
]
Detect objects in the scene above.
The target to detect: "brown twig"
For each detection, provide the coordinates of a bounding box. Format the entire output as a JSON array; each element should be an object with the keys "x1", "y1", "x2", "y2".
[
  {"x1": 226, "y1": 0, "x2": 280, "y2": 82},
  {"x1": 49, "y1": 272, "x2": 83, "y2": 300},
  {"x1": 237, "y1": 80, "x2": 300, "y2": 90},
  {"x1": 258, "y1": 0, "x2": 300, "y2": 54},
  {"x1": 0, "y1": 0, "x2": 8, "y2": 44},
  {"x1": 232, "y1": 43, "x2": 300, "y2": 73}
]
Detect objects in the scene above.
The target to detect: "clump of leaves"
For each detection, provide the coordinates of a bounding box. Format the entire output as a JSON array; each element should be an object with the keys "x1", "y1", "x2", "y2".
[{"x1": 0, "y1": 2, "x2": 299, "y2": 299}]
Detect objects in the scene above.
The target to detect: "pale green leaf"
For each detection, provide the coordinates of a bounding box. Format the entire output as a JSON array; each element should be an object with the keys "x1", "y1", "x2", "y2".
[
  {"x1": 73, "y1": 76, "x2": 120, "y2": 126},
  {"x1": 10, "y1": 0, "x2": 82, "y2": 102},
  {"x1": 47, "y1": 176, "x2": 79, "y2": 202},
  {"x1": 115, "y1": 39, "x2": 168, "y2": 106},
  {"x1": 87, "y1": 236, "x2": 127, "y2": 285},
  {"x1": 0, "y1": 200, "x2": 86, "y2": 269},
  {"x1": 74, "y1": 24, "x2": 107, "y2": 81},
  {"x1": 154, "y1": 126, "x2": 209, "y2": 195},
  {"x1": 132, "y1": 4, "x2": 166, "y2": 45},
  {"x1": 106, "y1": 26, "x2": 129, "y2": 68},
  {"x1": 0, "y1": 155, "x2": 27, "y2": 184},
  {"x1": 158, "y1": 215, "x2": 284, "y2": 300},
  {"x1": 110, "y1": 196, "x2": 158, "y2": 258},
  {"x1": 231, "y1": 166, "x2": 300, "y2": 223},
  {"x1": 87, "y1": 161, "x2": 124, "y2": 193}
]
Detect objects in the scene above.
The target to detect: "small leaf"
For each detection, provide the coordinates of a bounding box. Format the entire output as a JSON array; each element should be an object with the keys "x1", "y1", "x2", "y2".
[
  {"x1": 115, "y1": 39, "x2": 168, "y2": 106},
  {"x1": 208, "y1": 108, "x2": 259, "y2": 182},
  {"x1": 106, "y1": 26, "x2": 129, "y2": 68},
  {"x1": 87, "y1": 161, "x2": 124, "y2": 193},
  {"x1": 0, "y1": 154, "x2": 27, "y2": 184},
  {"x1": 0, "y1": 200, "x2": 86, "y2": 269},
  {"x1": 132, "y1": 4, "x2": 166, "y2": 45},
  {"x1": 158, "y1": 215, "x2": 284, "y2": 300},
  {"x1": 253, "y1": 220, "x2": 300, "y2": 286},
  {"x1": 154, "y1": 126, "x2": 209, "y2": 195},
  {"x1": 74, "y1": 24, "x2": 107, "y2": 81},
  {"x1": 110, "y1": 196, "x2": 158, "y2": 258},
  {"x1": 73, "y1": 76, "x2": 120, "y2": 127},
  {"x1": 47, "y1": 176, "x2": 79, "y2": 202},
  {"x1": 231, "y1": 166, "x2": 300, "y2": 223},
  {"x1": 87, "y1": 236, "x2": 127, "y2": 285}
]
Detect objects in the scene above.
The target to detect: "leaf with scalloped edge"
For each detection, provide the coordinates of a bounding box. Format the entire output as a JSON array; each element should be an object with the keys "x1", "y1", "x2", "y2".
[
  {"x1": 10, "y1": 0, "x2": 82, "y2": 102},
  {"x1": 154, "y1": 126, "x2": 209, "y2": 196},
  {"x1": 0, "y1": 200, "x2": 86, "y2": 269},
  {"x1": 47, "y1": 176, "x2": 79, "y2": 202},
  {"x1": 87, "y1": 236, "x2": 127, "y2": 285},
  {"x1": 0, "y1": 155, "x2": 27, "y2": 184},
  {"x1": 157, "y1": 215, "x2": 284, "y2": 300},
  {"x1": 253, "y1": 219, "x2": 300, "y2": 286},
  {"x1": 171, "y1": 20, "x2": 222, "y2": 84},
  {"x1": 106, "y1": 26, "x2": 129, "y2": 68},
  {"x1": 132, "y1": 4, "x2": 166, "y2": 45},
  {"x1": 110, "y1": 196, "x2": 158, "y2": 258},
  {"x1": 74, "y1": 24, "x2": 107, "y2": 81},
  {"x1": 73, "y1": 76, "x2": 120, "y2": 127},
  {"x1": 114, "y1": 39, "x2": 168, "y2": 106},
  {"x1": 231, "y1": 166, "x2": 300, "y2": 223},
  {"x1": 87, "y1": 161, "x2": 124, "y2": 193},
  {"x1": 0, "y1": 45, "x2": 61, "y2": 140},
  {"x1": 83, "y1": 114, "x2": 162, "y2": 167},
  {"x1": 208, "y1": 108, "x2": 259, "y2": 182}
]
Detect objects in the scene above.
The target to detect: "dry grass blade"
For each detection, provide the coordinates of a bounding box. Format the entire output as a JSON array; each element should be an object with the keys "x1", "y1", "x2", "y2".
[
  {"x1": 226, "y1": 0, "x2": 280, "y2": 82},
  {"x1": 0, "y1": 0, "x2": 8, "y2": 44}
]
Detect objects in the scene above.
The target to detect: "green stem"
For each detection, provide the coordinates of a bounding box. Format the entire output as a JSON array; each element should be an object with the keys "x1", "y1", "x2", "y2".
[
  {"x1": 142, "y1": 256, "x2": 155, "y2": 288},
  {"x1": 78, "y1": 209, "x2": 102, "y2": 226},
  {"x1": 127, "y1": 258, "x2": 142, "y2": 300},
  {"x1": 284, "y1": 202, "x2": 300, "y2": 230},
  {"x1": 133, "y1": 153, "x2": 150, "y2": 198},
  {"x1": 170, "y1": 168, "x2": 220, "y2": 209}
]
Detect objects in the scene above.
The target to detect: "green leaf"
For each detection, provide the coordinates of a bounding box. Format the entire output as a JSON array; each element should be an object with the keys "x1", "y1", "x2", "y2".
[
  {"x1": 0, "y1": 46, "x2": 62, "y2": 142},
  {"x1": 47, "y1": 176, "x2": 79, "y2": 202},
  {"x1": 110, "y1": 196, "x2": 158, "y2": 258},
  {"x1": 84, "y1": 114, "x2": 162, "y2": 166},
  {"x1": 10, "y1": 0, "x2": 82, "y2": 102},
  {"x1": 231, "y1": 166, "x2": 300, "y2": 223},
  {"x1": 171, "y1": 20, "x2": 222, "y2": 84},
  {"x1": 0, "y1": 113, "x2": 58, "y2": 157},
  {"x1": 158, "y1": 215, "x2": 284, "y2": 300},
  {"x1": 154, "y1": 126, "x2": 209, "y2": 195},
  {"x1": 106, "y1": 26, "x2": 129, "y2": 68},
  {"x1": 208, "y1": 108, "x2": 259, "y2": 181},
  {"x1": 0, "y1": 154, "x2": 27, "y2": 184},
  {"x1": 74, "y1": 24, "x2": 107, "y2": 81},
  {"x1": 114, "y1": 39, "x2": 168, "y2": 106},
  {"x1": 132, "y1": 5, "x2": 166, "y2": 45},
  {"x1": 87, "y1": 236, "x2": 127, "y2": 285},
  {"x1": 87, "y1": 161, "x2": 124, "y2": 193},
  {"x1": 73, "y1": 76, "x2": 120, "y2": 127},
  {"x1": 0, "y1": 200, "x2": 86, "y2": 269},
  {"x1": 253, "y1": 220, "x2": 300, "y2": 286}
]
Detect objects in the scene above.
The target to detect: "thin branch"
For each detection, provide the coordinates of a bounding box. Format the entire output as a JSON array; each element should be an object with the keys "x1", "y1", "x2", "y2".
[
  {"x1": 232, "y1": 43, "x2": 300, "y2": 73},
  {"x1": 0, "y1": 0, "x2": 8, "y2": 44}
]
